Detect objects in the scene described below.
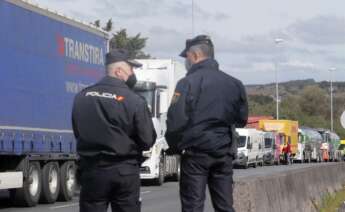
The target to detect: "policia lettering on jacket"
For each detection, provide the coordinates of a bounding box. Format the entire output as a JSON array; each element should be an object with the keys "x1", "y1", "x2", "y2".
[
  {"x1": 165, "y1": 35, "x2": 248, "y2": 212},
  {"x1": 72, "y1": 49, "x2": 156, "y2": 212}
]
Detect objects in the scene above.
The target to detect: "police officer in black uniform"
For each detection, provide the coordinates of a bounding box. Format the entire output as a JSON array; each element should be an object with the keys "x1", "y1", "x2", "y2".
[
  {"x1": 72, "y1": 49, "x2": 156, "y2": 212},
  {"x1": 165, "y1": 35, "x2": 248, "y2": 212}
]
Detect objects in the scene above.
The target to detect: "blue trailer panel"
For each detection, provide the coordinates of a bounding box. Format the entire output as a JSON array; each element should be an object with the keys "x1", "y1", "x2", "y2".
[{"x1": 0, "y1": 0, "x2": 108, "y2": 155}]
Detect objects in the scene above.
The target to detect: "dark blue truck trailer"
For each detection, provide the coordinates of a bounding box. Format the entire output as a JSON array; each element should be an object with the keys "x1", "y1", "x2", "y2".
[{"x1": 0, "y1": 0, "x2": 108, "y2": 206}]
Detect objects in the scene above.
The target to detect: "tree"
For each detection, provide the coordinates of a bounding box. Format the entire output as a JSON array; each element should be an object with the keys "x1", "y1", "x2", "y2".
[
  {"x1": 93, "y1": 20, "x2": 100, "y2": 28},
  {"x1": 102, "y1": 19, "x2": 113, "y2": 32},
  {"x1": 94, "y1": 18, "x2": 151, "y2": 59},
  {"x1": 246, "y1": 83, "x2": 345, "y2": 138},
  {"x1": 109, "y1": 29, "x2": 151, "y2": 59},
  {"x1": 248, "y1": 95, "x2": 275, "y2": 117},
  {"x1": 280, "y1": 95, "x2": 302, "y2": 120},
  {"x1": 299, "y1": 85, "x2": 328, "y2": 117}
]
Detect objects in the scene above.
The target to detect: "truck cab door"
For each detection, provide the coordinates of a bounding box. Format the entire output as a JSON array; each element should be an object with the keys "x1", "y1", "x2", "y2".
[{"x1": 155, "y1": 88, "x2": 169, "y2": 150}]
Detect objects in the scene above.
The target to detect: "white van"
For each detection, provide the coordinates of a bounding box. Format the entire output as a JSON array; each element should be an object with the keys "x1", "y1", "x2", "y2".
[{"x1": 234, "y1": 128, "x2": 265, "y2": 168}]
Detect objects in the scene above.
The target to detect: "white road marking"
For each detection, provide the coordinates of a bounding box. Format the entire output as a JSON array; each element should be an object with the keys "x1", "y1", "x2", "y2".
[
  {"x1": 50, "y1": 203, "x2": 79, "y2": 210},
  {"x1": 141, "y1": 191, "x2": 151, "y2": 194}
]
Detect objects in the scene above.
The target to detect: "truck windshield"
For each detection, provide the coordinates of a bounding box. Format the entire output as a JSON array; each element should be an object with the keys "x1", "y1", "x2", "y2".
[
  {"x1": 265, "y1": 138, "x2": 272, "y2": 148},
  {"x1": 135, "y1": 90, "x2": 154, "y2": 114},
  {"x1": 238, "y1": 136, "x2": 247, "y2": 148},
  {"x1": 338, "y1": 144, "x2": 345, "y2": 150}
]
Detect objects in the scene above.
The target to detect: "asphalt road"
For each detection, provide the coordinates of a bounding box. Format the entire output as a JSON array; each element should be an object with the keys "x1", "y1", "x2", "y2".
[{"x1": 0, "y1": 163, "x2": 338, "y2": 212}]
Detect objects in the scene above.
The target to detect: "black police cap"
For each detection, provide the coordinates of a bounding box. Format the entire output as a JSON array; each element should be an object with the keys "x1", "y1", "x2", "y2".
[
  {"x1": 180, "y1": 35, "x2": 214, "y2": 58},
  {"x1": 105, "y1": 49, "x2": 142, "y2": 68}
]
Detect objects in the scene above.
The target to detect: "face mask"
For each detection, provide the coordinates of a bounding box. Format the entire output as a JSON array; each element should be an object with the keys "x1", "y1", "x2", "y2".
[
  {"x1": 185, "y1": 58, "x2": 193, "y2": 70},
  {"x1": 126, "y1": 74, "x2": 137, "y2": 89}
]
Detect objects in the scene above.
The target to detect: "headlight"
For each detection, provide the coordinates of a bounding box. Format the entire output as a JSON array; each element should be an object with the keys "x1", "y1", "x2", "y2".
[
  {"x1": 237, "y1": 152, "x2": 245, "y2": 158},
  {"x1": 142, "y1": 150, "x2": 152, "y2": 158}
]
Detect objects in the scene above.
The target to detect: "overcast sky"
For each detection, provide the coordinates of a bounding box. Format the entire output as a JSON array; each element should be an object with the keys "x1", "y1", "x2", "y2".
[{"x1": 32, "y1": 0, "x2": 345, "y2": 84}]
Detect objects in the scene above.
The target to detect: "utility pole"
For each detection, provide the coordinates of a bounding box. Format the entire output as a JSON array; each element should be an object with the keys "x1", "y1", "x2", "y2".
[
  {"x1": 274, "y1": 38, "x2": 284, "y2": 120},
  {"x1": 329, "y1": 67, "x2": 336, "y2": 132},
  {"x1": 192, "y1": 0, "x2": 195, "y2": 36}
]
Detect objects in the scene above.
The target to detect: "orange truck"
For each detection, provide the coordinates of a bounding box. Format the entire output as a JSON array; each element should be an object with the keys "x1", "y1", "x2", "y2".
[{"x1": 258, "y1": 120, "x2": 299, "y2": 157}]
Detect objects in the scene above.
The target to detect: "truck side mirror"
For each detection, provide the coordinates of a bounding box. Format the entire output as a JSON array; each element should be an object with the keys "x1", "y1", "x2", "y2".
[
  {"x1": 157, "y1": 90, "x2": 168, "y2": 118},
  {"x1": 147, "y1": 105, "x2": 153, "y2": 117}
]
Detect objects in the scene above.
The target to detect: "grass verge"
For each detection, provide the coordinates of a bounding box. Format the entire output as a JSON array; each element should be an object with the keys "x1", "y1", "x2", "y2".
[{"x1": 318, "y1": 187, "x2": 345, "y2": 212}]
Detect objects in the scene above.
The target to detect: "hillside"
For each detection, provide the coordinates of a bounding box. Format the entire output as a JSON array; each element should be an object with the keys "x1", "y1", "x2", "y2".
[
  {"x1": 244, "y1": 79, "x2": 345, "y2": 138},
  {"x1": 246, "y1": 79, "x2": 345, "y2": 100}
]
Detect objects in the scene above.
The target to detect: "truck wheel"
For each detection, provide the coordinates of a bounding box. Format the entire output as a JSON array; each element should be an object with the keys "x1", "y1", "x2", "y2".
[
  {"x1": 154, "y1": 154, "x2": 165, "y2": 186},
  {"x1": 243, "y1": 157, "x2": 249, "y2": 169},
  {"x1": 270, "y1": 159, "x2": 275, "y2": 166},
  {"x1": 275, "y1": 158, "x2": 280, "y2": 166},
  {"x1": 10, "y1": 162, "x2": 42, "y2": 207},
  {"x1": 253, "y1": 157, "x2": 258, "y2": 168},
  {"x1": 40, "y1": 162, "x2": 60, "y2": 203},
  {"x1": 307, "y1": 154, "x2": 311, "y2": 163},
  {"x1": 58, "y1": 161, "x2": 76, "y2": 201}
]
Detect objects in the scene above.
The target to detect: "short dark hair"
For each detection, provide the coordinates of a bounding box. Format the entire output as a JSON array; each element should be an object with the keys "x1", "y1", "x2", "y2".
[{"x1": 189, "y1": 44, "x2": 214, "y2": 58}]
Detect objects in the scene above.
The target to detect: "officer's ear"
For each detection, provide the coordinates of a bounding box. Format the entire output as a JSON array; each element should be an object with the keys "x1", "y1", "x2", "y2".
[
  {"x1": 114, "y1": 68, "x2": 121, "y2": 77},
  {"x1": 114, "y1": 67, "x2": 127, "y2": 81},
  {"x1": 192, "y1": 52, "x2": 199, "y2": 63},
  {"x1": 187, "y1": 51, "x2": 198, "y2": 64}
]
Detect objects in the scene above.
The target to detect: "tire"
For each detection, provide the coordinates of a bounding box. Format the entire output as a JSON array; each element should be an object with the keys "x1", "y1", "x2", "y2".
[
  {"x1": 302, "y1": 152, "x2": 305, "y2": 164},
  {"x1": 276, "y1": 158, "x2": 280, "y2": 166},
  {"x1": 40, "y1": 162, "x2": 60, "y2": 203},
  {"x1": 242, "y1": 157, "x2": 248, "y2": 169},
  {"x1": 58, "y1": 161, "x2": 76, "y2": 201},
  {"x1": 270, "y1": 159, "x2": 275, "y2": 166},
  {"x1": 154, "y1": 154, "x2": 165, "y2": 186},
  {"x1": 10, "y1": 162, "x2": 42, "y2": 207},
  {"x1": 253, "y1": 157, "x2": 258, "y2": 168}
]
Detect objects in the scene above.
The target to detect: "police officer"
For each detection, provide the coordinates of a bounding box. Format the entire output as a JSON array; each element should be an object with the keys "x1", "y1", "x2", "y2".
[
  {"x1": 72, "y1": 49, "x2": 156, "y2": 212},
  {"x1": 165, "y1": 35, "x2": 248, "y2": 212}
]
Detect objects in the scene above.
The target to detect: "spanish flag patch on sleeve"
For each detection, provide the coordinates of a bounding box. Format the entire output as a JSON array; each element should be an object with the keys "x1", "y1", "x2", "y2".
[{"x1": 171, "y1": 92, "x2": 181, "y2": 104}]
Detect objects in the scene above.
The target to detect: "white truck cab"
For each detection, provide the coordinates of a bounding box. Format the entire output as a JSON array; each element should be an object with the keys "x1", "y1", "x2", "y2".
[
  {"x1": 134, "y1": 59, "x2": 186, "y2": 185},
  {"x1": 294, "y1": 129, "x2": 305, "y2": 162},
  {"x1": 234, "y1": 128, "x2": 264, "y2": 168}
]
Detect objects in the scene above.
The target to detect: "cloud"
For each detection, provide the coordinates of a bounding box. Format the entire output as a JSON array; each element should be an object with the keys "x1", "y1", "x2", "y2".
[
  {"x1": 252, "y1": 62, "x2": 275, "y2": 72},
  {"x1": 213, "y1": 32, "x2": 305, "y2": 57},
  {"x1": 282, "y1": 60, "x2": 316, "y2": 70},
  {"x1": 288, "y1": 16, "x2": 345, "y2": 45},
  {"x1": 30, "y1": 0, "x2": 345, "y2": 84},
  {"x1": 90, "y1": 0, "x2": 230, "y2": 22},
  {"x1": 94, "y1": 0, "x2": 158, "y2": 19},
  {"x1": 327, "y1": 56, "x2": 345, "y2": 65},
  {"x1": 147, "y1": 26, "x2": 188, "y2": 58}
]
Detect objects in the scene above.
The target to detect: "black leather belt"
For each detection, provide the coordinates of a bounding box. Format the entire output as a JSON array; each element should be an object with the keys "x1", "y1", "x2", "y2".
[{"x1": 80, "y1": 155, "x2": 138, "y2": 167}]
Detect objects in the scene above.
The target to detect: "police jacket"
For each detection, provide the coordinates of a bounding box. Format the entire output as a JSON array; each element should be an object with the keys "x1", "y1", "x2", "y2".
[
  {"x1": 165, "y1": 59, "x2": 248, "y2": 155},
  {"x1": 72, "y1": 76, "x2": 156, "y2": 160}
]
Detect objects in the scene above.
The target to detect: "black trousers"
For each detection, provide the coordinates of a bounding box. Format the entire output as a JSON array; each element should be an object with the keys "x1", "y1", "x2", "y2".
[
  {"x1": 180, "y1": 152, "x2": 234, "y2": 212},
  {"x1": 79, "y1": 162, "x2": 141, "y2": 212}
]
